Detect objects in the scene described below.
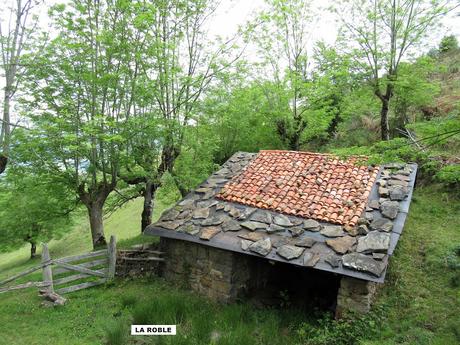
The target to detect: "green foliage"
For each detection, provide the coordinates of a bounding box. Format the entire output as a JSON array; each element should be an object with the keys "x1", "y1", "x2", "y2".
[
  {"x1": 439, "y1": 35, "x2": 459, "y2": 53},
  {"x1": 436, "y1": 164, "x2": 460, "y2": 188},
  {"x1": 296, "y1": 309, "x2": 384, "y2": 345},
  {"x1": 104, "y1": 319, "x2": 128, "y2": 345},
  {"x1": 0, "y1": 168, "x2": 76, "y2": 254}
]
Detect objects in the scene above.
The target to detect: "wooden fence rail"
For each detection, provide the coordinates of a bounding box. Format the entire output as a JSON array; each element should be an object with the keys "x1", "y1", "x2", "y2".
[{"x1": 0, "y1": 235, "x2": 117, "y2": 297}]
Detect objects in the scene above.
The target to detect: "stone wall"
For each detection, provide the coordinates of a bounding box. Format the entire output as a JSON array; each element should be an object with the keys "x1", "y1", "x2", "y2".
[
  {"x1": 116, "y1": 245, "x2": 161, "y2": 278},
  {"x1": 335, "y1": 276, "x2": 378, "y2": 318},
  {"x1": 159, "y1": 238, "x2": 254, "y2": 302}
]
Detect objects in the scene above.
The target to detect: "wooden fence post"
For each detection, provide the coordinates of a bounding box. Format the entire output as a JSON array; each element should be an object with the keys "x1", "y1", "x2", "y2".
[
  {"x1": 41, "y1": 243, "x2": 54, "y2": 293},
  {"x1": 107, "y1": 235, "x2": 117, "y2": 281}
]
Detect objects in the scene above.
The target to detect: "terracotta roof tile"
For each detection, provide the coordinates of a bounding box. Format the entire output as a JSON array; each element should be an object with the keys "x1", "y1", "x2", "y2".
[{"x1": 216, "y1": 150, "x2": 379, "y2": 227}]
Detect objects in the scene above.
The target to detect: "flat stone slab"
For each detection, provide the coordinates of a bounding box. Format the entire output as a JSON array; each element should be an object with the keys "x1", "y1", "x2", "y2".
[
  {"x1": 276, "y1": 245, "x2": 305, "y2": 260},
  {"x1": 182, "y1": 224, "x2": 200, "y2": 235},
  {"x1": 289, "y1": 227, "x2": 304, "y2": 237},
  {"x1": 200, "y1": 227, "x2": 220, "y2": 240},
  {"x1": 303, "y1": 219, "x2": 320, "y2": 231},
  {"x1": 342, "y1": 252, "x2": 385, "y2": 277},
  {"x1": 241, "y1": 221, "x2": 267, "y2": 231},
  {"x1": 241, "y1": 239, "x2": 253, "y2": 251},
  {"x1": 320, "y1": 225, "x2": 344, "y2": 237},
  {"x1": 369, "y1": 200, "x2": 380, "y2": 209},
  {"x1": 303, "y1": 252, "x2": 320, "y2": 267},
  {"x1": 201, "y1": 216, "x2": 224, "y2": 226},
  {"x1": 221, "y1": 219, "x2": 241, "y2": 232},
  {"x1": 380, "y1": 200, "x2": 400, "y2": 219},
  {"x1": 370, "y1": 218, "x2": 393, "y2": 232},
  {"x1": 273, "y1": 214, "x2": 293, "y2": 227},
  {"x1": 326, "y1": 236, "x2": 356, "y2": 254},
  {"x1": 250, "y1": 211, "x2": 272, "y2": 224},
  {"x1": 271, "y1": 236, "x2": 292, "y2": 248},
  {"x1": 389, "y1": 185, "x2": 408, "y2": 201},
  {"x1": 267, "y1": 224, "x2": 285, "y2": 234},
  {"x1": 325, "y1": 254, "x2": 341, "y2": 268},
  {"x1": 249, "y1": 238, "x2": 272, "y2": 256},
  {"x1": 156, "y1": 220, "x2": 182, "y2": 230},
  {"x1": 357, "y1": 231, "x2": 390, "y2": 253},
  {"x1": 238, "y1": 232, "x2": 265, "y2": 242},
  {"x1": 294, "y1": 237, "x2": 316, "y2": 248},
  {"x1": 192, "y1": 208, "x2": 210, "y2": 219}
]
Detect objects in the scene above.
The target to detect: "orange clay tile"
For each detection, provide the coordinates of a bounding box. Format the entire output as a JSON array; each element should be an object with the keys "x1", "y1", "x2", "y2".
[{"x1": 216, "y1": 150, "x2": 379, "y2": 227}]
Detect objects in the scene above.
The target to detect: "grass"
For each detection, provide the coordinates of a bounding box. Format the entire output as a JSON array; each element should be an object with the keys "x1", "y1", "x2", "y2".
[{"x1": 0, "y1": 184, "x2": 459, "y2": 345}]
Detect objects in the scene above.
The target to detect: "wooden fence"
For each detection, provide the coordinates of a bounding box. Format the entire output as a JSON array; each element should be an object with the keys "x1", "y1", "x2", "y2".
[{"x1": 0, "y1": 235, "x2": 117, "y2": 296}]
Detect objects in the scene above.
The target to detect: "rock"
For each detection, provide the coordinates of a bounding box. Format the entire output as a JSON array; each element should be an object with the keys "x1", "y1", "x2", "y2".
[
  {"x1": 42, "y1": 292, "x2": 67, "y2": 306},
  {"x1": 377, "y1": 179, "x2": 387, "y2": 187},
  {"x1": 304, "y1": 219, "x2": 320, "y2": 231},
  {"x1": 395, "y1": 167, "x2": 412, "y2": 176},
  {"x1": 389, "y1": 185, "x2": 408, "y2": 201},
  {"x1": 373, "y1": 253, "x2": 386, "y2": 260},
  {"x1": 216, "y1": 203, "x2": 225, "y2": 211},
  {"x1": 161, "y1": 208, "x2": 181, "y2": 221},
  {"x1": 241, "y1": 221, "x2": 267, "y2": 231},
  {"x1": 364, "y1": 212, "x2": 374, "y2": 222},
  {"x1": 177, "y1": 209, "x2": 192, "y2": 220},
  {"x1": 369, "y1": 200, "x2": 380, "y2": 209},
  {"x1": 388, "y1": 179, "x2": 409, "y2": 187},
  {"x1": 342, "y1": 253, "x2": 385, "y2": 277},
  {"x1": 241, "y1": 239, "x2": 253, "y2": 251},
  {"x1": 289, "y1": 227, "x2": 304, "y2": 237},
  {"x1": 356, "y1": 231, "x2": 390, "y2": 253},
  {"x1": 267, "y1": 224, "x2": 285, "y2": 234},
  {"x1": 196, "y1": 199, "x2": 219, "y2": 208},
  {"x1": 344, "y1": 225, "x2": 358, "y2": 236},
  {"x1": 320, "y1": 225, "x2": 344, "y2": 237},
  {"x1": 277, "y1": 245, "x2": 305, "y2": 260},
  {"x1": 378, "y1": 187, "x2": 389, "y2": 197},
  {"x1": 224, "y1": 204, "x2": 242, "y2": 218},
  {"x1": 195, "y1": 187, "x2": 213, "y2": 194},
  {"x1": 201, "y1": 216, "x2": 224, "y2": 226},
  {"x1": 391, "y1": 174, "x2": 410, "y2": 182},
  {"x1": 250, "y1": 211, "x2": 272, "y2": 224},
  {"x1": 178, "y1": 198, "x2": 195, "y2": 207},
  {"x1": 249, "y1": 238, "x2": 272, "y2": 256},
  {"x1": 238, "y1": 232, "x2": 265, "y2": 242},
  {"x1": 274, "y1": 214, "x2": 293, "y2": 227},
  {"x1": 221, "y1": 219, "x2": 241, "y2": 231},
  {"x1": 270, "y1": 236, "x2": 292, "y2": 248},
  {"x1": 357, "y1": 218, "x2": 369, "y2": 226},
  {"x1": 183, "y1": 224, "x2": 200, "y2": 235},
  {"x1": 385, "y1": 163, "x2": 405, "y2": 170},
  {"x1": 380, "y1": 200, "x2": 400, "y2": 219},
  {"x1": 156, "y1": 220, "x2": 182, "y2": 230},
  {"x1": 193, "y1": 208, "x2": 210, "y2": 219},
  {"x1": 200, "y1": 227, "x2": 220, "y2": 240},
  {"x1": 357, "y1": 224, "x2": 369, "y2": 235},
  {"x1": 370, "y1": 218, "x2": 393, "y2": 232},
  {"x1": 289, "y1": 217, "x2": 304, "y2": 226},
  {"x1": 303, "y1": 252, "x2": 320, "y2": 267},
  {"x1": 237, "y1": 208, "x2": 256, "y2": 220},
  {"x1": 325, "y1": 254, "x2": 341, "y2": 268},
  {"x1": 326, "y1": 236, "x2": 356, "y2": 254},
  {"x1": 294, "y1": 237, "x2": 316, "y2": 248}
]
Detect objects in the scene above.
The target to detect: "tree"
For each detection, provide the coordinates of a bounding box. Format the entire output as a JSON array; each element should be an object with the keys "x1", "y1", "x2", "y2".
[
  {"x1": 0, "y1": 0, "x2": 39, "y2": 174},
  {"x1": 19, "y1": 0, "x2": 144, "y2": 248},
  {"x1": 0, "y1": 165, "x2": 75, "y2": 258},
  {"x1": 335, "y1": 0, "x2": 459, "y2": 140},
  {"x1": 118, "y1": 0, "x2": 238, "y2": 231},
  {"x1": 249, "y1": 0, "x2": 316, "y2": 150},
  {"x1": 439, "y1": 34, "x2": 459, "y2": 53}
]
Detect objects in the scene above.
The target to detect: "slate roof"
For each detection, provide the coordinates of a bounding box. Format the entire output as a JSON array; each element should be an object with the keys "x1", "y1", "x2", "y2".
[
  {"x1": 144, "y1": 151, "x2": 417, "y2": 283},
  {"x1": 217, "y1": 150, "x2": 379, "y2": 227}
]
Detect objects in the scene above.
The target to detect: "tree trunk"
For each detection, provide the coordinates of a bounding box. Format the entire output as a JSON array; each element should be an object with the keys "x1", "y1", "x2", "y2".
[
  {"x1": 86, "y1": 202, "x2": 107, "y2": 249},
  {"x1": 380, "y1": 97, "x2": 390, "y2": 141},
  {"x1": 30, "y1": 241, "x2": 37, "y2": 259},
  {"x1": 0, "y1": 155, "x2": 7, "y2": 175},
  {"x1": 141, "y1": 181, "x2": 158, "y2": 232}
]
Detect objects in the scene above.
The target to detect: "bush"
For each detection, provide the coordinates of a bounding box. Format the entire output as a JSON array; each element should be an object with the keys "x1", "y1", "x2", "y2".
[{"x1": 436, "y1": 164, "x2": 460, "y2": 189}]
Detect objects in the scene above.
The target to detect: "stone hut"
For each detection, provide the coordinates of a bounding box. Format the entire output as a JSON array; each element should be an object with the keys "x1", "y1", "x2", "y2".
[{"x1": 144, "y1": 150, "x2": 416, "y2": 316}]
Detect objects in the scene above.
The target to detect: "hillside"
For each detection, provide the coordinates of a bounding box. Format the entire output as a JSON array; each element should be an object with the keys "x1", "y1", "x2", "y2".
[{"x1": 0, "y1": 184, "x2": 459, "y2": 345}]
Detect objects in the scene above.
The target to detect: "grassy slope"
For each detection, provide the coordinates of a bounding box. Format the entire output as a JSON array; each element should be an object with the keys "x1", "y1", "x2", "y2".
[{"x1": 0, "y1": 185, "x2": 459, "y2": 345}]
